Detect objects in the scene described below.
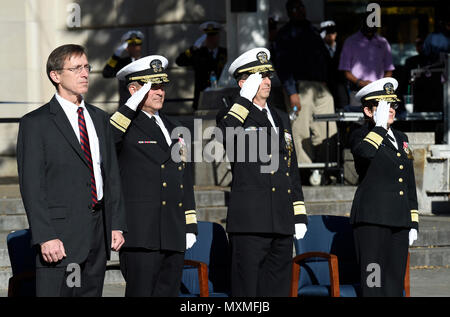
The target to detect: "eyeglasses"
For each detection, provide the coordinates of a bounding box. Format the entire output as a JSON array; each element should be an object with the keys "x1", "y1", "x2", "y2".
[{"x1": 57, "y1": 64, "x2": 92, "y2": 74}]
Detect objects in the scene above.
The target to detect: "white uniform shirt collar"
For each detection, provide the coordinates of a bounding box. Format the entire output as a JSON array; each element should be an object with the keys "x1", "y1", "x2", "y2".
[
  {"x1": 253, "y1": 103, "x2": 278, "y2": 134},
  {"x1": 142, "y1": 110, "x2": 172, "y2": 146},
  {"x1": 387, "y1": 128, "x2": 398, "y2": 150}
]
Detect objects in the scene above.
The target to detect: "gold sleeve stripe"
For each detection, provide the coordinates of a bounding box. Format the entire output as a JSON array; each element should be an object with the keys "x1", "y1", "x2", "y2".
[
  {"x1": 185, "y1": 49, "x2": 192, "y2": 58},
  {"x1": 110, "y1": 120, "x2": 126, "y2": 133},
  {"x1": 107, "y1": 57, "x2": 118, "y2": 68},
  {"x1": 293, "y1": 201, "x2": 305, "y2": 206},
  {"x1": 111, "y1": 112, "x2": 131, "y2": 130},
  {"x1": 229, "y1": 104, "x2": 249, "y2": 121},
  {"x1": 294, "y1": 204, "x2": 307, "y2": 215},
  {"x1": 411, "y1": 210, "x2": 419, "y2": 222},
  {"x1": 363, "y1": 137, "x2": 379, "y2": 149},
  {"x1": 228, "y1": 111, "x2": 245, "y2": 123},
  {"x1": 366, "y1": 131, "x2": 384, "y2": 145},
  {"x1": 185, "y1": 210, "x2": 197, "y2": 225}
]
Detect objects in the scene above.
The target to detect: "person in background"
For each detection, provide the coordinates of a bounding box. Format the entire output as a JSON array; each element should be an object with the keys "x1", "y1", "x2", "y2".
[
  {"x1": 176, "y1": 21, "x2": 227, "y2": 111},
  {"x1": 320, "y1": 20, "x2": 348, "y2": 110},
  {"x1": 339, "y1": 15, "x2": 395, "y2": 109},
  {"x1": 103, "y1": 30, "x2": 145, "y2": 107},
  {"x1": 274, "y1": 0, "x2": 337, "y2": 164}
]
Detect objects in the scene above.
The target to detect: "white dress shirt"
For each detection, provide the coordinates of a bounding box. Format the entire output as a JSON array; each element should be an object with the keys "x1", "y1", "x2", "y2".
[
  {"x1": 142, "y1": 110, "x2": 172, "y2": 146},
  {"x1": 253, "y1": 103, "x2": 278, "y2": 134},
  {"x1": 387, "y1": 128, "x2": 398, "y2": 150},
  {"x1": 55, "y1": 93, "x2": 104, "y2": 200}
]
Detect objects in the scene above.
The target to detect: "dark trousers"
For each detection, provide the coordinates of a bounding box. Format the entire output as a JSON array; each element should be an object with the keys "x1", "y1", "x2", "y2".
[
  {"x1": 353, "y1": 224, "x2": 409, "y2": 297},
  {"x1": 229, "y1": 233, "x2": 293, "y2": 297},
  {"x1": 119, "y1": 248, "x2": 184, "y2": 297},
  {"x1": 36, "y1": 210, "x2": 107, "y2": 297}
]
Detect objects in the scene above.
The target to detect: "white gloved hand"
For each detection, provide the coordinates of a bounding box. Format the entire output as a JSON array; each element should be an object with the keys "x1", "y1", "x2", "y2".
[
  {"x1": 240, "y1": 73, "x2": 263, "y2": 102},
  {"x1": 409, "y1": 228, "x2": 418, "y2": 246},
  {"x1": 125, "y1": 81, "x2": 152, "y2": 111},
  {"x1": 114, "y1": 41, "x2": 129, "y2": 58},
  {"x1": 374, "y1": 100, "x2": 390, "y2": 129},
  {"x1": 193, "y1": 34, "x2": 207, "y2": 49},
  {"x1": 186, "y1": 233, "x2": 197, "y2": 250},
  {"x1": 294, "y1": 223, "x2": 307, "y2": 240}
]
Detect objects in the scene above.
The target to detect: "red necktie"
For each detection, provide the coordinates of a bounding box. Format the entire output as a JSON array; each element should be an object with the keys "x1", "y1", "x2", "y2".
[{"x1": 77, "y1": 107, "x2": 98, "y2": 206}]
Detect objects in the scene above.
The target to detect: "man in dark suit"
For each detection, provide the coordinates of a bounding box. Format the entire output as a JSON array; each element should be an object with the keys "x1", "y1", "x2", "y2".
[
  {"x1": 216, "y1": 47, "x2": 308, "y2": 296},
  {"x1": 103, "y1": 30, "x2": 144, "y2": 107},
  {"x1": 350, "y1": 78, "x2": 419, "y2": 296},
  {"x1": 17, "y1": 44, "x2": 126, "y2": 297},
  {"x1": 109, "y1": 55, "x2": 198, "y2": 296},
  {"x1": 176, "y1": 21, "x2": 227, "y2": 110}
]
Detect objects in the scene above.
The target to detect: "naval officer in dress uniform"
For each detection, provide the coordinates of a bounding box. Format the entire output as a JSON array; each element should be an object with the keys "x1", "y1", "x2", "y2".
[
  {"x1": 109, "y1": 55, "x2": 198, "y2": 296},
  {"x1": 349, "y1": 77, "x2": 419, "y2": 296},
  {"x1": 216, "y1": 47, "x2": 308, "y2": 297}
]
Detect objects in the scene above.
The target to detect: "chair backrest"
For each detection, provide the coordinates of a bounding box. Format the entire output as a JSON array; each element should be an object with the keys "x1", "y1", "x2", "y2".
[
  {"x1": 7, "y1": 229, "x2": 36, "y2": 275},
  {"x1": 6, "y1": 229, "x2": 37, "y2": 296},
  {"x1": 293, "y1": 215, "x2": 360, "y2": 290},
  {"x1": 181, "y1": 221, "x2": 230, "y2": 296}
]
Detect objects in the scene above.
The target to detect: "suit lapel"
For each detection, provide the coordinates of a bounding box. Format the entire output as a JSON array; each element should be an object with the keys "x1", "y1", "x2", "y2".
[{"x1": 50, "y1": 96, "x2": 89, "y2": 166}]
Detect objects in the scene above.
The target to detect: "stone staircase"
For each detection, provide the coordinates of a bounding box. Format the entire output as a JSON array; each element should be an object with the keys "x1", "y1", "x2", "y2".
[{"x1": 1, "y1": 183, "x2": 449, "y2": 291}]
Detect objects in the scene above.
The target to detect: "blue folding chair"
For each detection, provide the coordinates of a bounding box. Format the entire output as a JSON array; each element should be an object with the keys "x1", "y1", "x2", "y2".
[
  {"x1": 290, "y1": 215, "x2": 410, "y2": 297},
  {"x1": 7, "y1": 229, "x2": 36, "y2": 297},
  {"x1": 180, "y1": 221, "x2": 230, "y2": 297},
  {"x1": 290, "y1": 215, "x2": 360, "y2": 297}
]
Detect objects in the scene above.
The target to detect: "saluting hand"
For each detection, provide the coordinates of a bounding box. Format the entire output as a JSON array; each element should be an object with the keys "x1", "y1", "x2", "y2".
[
  {"x1": 125, "y1": 81, "x2": 152, "y2": 111},
  {"x1": 240, "y1": 73, "x2": 263, "y2": 102},
  {"x1": 374, "y1": 100, "x2": 390, "y2": 129}
]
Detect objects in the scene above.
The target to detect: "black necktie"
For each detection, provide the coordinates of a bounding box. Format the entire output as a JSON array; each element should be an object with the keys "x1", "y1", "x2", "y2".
[{"x1": 150, "y1": 116, "x2": 168, "y2": 146}]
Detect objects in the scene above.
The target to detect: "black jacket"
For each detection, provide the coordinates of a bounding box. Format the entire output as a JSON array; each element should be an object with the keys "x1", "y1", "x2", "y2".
[
  {"x1": 350, "y1": 123, "x2": 419, "y2": 229},
  {"x1": 110, "y1": 105, "x2": 197, "y2": 252},
  {"x1": 102, "y1": 55, "x2": 133, "y2": 107},
  {"x1": 17, "y1": 96, "x2": 127, "y2": 267},
  {"x1": 216, "y1": 96, "x2": 307, "y2": 235},
  {"x1": 176, "y1": 46, "x2": 227, "y2": 109}
]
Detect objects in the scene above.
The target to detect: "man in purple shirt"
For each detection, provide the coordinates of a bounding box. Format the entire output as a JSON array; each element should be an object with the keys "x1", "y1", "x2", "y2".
[{"x1": 339, "y1": 23, "x2": 394, "y2": 107}]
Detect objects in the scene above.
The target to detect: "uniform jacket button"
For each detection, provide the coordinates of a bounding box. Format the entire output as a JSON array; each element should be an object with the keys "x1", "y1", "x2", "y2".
[
  {"x1": 162, "y1": 201, "x2": 166, "y2": 206},
  {"x1": 180, "y1": 184, "x2": 184, "y2": 189},
  {"x1": 399, "y1": 191, "x2": 404, "y2": 196},
  {"x1": 272, "y1": 187, "x2": 276, "y2": 192},
  {"x1": 178, "y1": 202, "x2": 183, "y2": 207},
  {"x1": 397, "y1": 152, "x2": 401, "y2": 157},
  {"x1": 399, "y1": 165, "x2": 404, "y2": 170},
  {"x1": 161, "y1": 164, "x2": 165, "y2": 169},
  {"x1": 162, "y1": 182, "x2": 167, "y2": 187},
  {"x1": 399, "y1": 178, "x2": 403, "y2": 183}
]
